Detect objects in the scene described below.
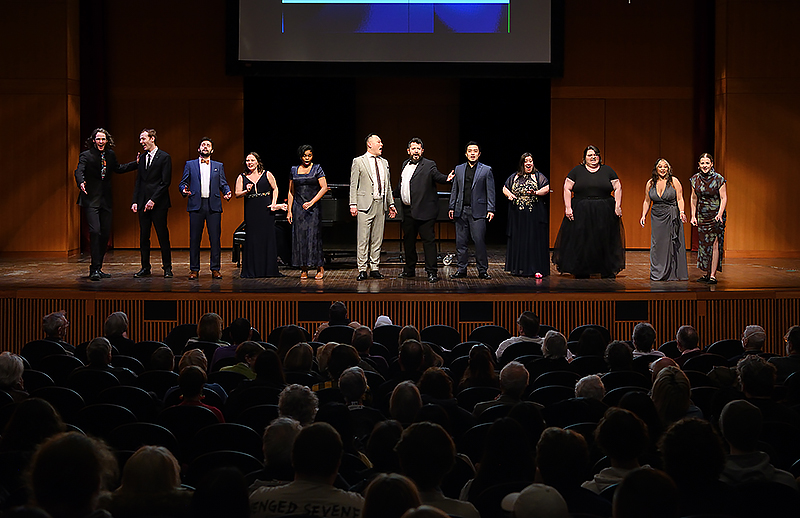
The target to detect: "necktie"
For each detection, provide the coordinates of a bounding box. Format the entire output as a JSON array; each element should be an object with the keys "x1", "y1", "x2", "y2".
[
  {"x1": 146, "y1": 153, "x2": 152, "y2": 169},
  {"x1": 201, "y1": 158, "x2": 210, "y2": 164},
  {"x1": 100, "y1": 152, "x2": 107, "y2": 180},
  {"x1": 373, "y1": 156, "x2": 382, "y2": 193}
]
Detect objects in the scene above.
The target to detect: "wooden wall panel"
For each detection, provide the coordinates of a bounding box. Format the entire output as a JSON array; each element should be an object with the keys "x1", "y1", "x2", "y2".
[
  {"x1": 714, "y1": 0, "x2": 800, "y2": 257},
  {"x1": 4, "y1": 292, "x2": 798, "y2": 357}
]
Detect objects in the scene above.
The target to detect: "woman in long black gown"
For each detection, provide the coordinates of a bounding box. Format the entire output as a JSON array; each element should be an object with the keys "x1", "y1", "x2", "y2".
[
  {"x1": 503, "y1": 153, "x2": 551, "y2": 278},
  {"x1": 235, "y1": 152, "x2": 285, "y2": 278},
  {"x1": 287, "y1": 145, "x2": 328, "y2": 280},
  {"x1": 552, "y1": 145, "x2": 625, "y2": 278}
]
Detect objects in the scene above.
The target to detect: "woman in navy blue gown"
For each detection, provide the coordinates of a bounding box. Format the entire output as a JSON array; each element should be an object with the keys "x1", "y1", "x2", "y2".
[{"x1": 287, "y1": 145, "x2": 328, "y2": 279}]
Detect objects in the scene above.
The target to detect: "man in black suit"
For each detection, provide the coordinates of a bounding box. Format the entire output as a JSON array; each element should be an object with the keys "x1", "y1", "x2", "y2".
[
  {"x1": 394, "y1": 138, "x2": 453, "y2": 283},
  {"x1": 74, "y1": 128, "x2": 133, "y2": 281},
  {"x1": 122, "y1": 128, "x2": 173, "y2": 278}
]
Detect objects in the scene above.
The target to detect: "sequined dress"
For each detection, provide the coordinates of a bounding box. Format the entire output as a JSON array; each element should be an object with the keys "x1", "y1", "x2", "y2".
[{"x1": 504, "y1": 171, "x2": 550, "y2": 276}]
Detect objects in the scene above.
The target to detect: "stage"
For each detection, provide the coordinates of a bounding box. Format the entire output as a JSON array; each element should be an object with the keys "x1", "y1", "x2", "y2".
[{"x1": 2, "y1": 249, "x2": 799, "y2": 357}]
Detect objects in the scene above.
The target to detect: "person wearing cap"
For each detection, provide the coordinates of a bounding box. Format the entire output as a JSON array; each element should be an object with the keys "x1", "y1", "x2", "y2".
[
  {"x1": 769, "y1": 325, "x2": 800, "y2": 384},
  {"x1": 501, "y1": 484, "x2": 569, "y2": 518},
  {"x1": 374, "y1": 315, "x2": 393, "y2": 328}
]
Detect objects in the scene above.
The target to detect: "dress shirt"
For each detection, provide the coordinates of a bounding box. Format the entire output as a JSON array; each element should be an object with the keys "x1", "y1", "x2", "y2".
[
  {"x1": 400, "y1": 161, "x2": 418, "y2": 205},
  {"x1": 147, "y1": 147, "x2": 158, "y2": 169},
  {"x1": 368, "y1": 153, "x2": 385, "y2": 199},
  {"x1": 200, "y1": 158, "x2": 210, "y2": 198}
]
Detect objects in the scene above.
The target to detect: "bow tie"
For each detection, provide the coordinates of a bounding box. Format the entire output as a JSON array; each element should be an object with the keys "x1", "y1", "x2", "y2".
[{"x1": 200, "y1": 158, "x2": 210, "y2": 164}]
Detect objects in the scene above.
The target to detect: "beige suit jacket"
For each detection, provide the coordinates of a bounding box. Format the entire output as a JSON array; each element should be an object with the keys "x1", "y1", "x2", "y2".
[{"x1": 349, "y1": 153, "x2": 394, "y2": 212}]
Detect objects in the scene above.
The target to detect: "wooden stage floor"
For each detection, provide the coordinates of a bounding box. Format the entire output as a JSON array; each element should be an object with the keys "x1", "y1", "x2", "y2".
[{"x1": 2, "y1": 248, "x2": 799, "y2": 296}]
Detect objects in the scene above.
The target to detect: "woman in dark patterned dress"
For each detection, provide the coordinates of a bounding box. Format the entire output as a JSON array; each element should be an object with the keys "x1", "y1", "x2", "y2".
[
  {"x1": 287, "y1": 145, "x2": 328, "y2": 279},
  {"x1": 639, "y1": 158, "x2": 688, "y2": 281},
  {"x1": 690, "y1": 152, "x2": 727, "y2": 284},
  {"x1": 235, "y1": 152, "x2": 285, "y2": 278},
  {"x1": 503, "y1": 153, "x2": 551, "y2": 277}
]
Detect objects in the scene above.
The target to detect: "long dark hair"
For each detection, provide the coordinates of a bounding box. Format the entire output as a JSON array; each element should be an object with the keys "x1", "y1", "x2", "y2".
[
  {"x1": 85, "y1": 128, "x2": 115, "y2": 150},
  {"x1": 242, "y1": 151, "x2": 264, "y2": 174},
  {"x1": 649, "y1": 158, "x2": 674, "y2": 190}
]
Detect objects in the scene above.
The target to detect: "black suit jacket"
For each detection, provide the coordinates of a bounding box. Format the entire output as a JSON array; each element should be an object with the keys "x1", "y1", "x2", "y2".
[
  {"x1": 122, "y1": 148, "x2": 172, "y2": 208},
  {"x1": 394, "y1": 157, "x2": 449, "y2": 221},
  {"x1": 75, "y1": 148, "x2": 127, "y2": 209}
]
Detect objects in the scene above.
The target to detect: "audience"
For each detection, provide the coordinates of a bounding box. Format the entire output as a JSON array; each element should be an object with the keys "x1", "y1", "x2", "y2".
[
  {"x1": 604, "y1": 341, "x2": 633, "y2": 371},
  {"x1": 211, "y1": 317, "x2": 251, "y2": 370},
  {"x1": 496, "y1": 311, "x2": 543, "y2": 360},
  {"x1": 718, "y1": 399, "x2": 797, "y2": 489},
  {"x1": 175, "y1": 365, "x2": 224, "y2": 422},
  {"x1": 277, "y1": 325, "x2": 309, "y2": 362},
  {"x1": 7, "y1": 312, "x2": 800, "y2": 518},
  {"x1": 104, "y1": 311, "x2": 134, "y2": 357},
  {"x1": 658, "y1": 418, "x2": 734, "y2": 516},
  {"x1": 185, "y1": 313, "x2": 228, "y2": 350},
  {"x1": 97, "y1": 445, "x2": 192, "y2": 518},
  {"x1": 612, "y1": 468, "x2": 678, "y2": 518},
  {"x1": 501, "y1": 483, "x2": 569, "y2": 518},
  {"x1": 313, "y1": 301, "x2": 362, "y2": 342},
  {"x1": 0, "y1": 352, "x2": 28, "y2": 403},
  {"x1": 396, "y1": 422, "x2": 479, "y2": 518},
  {"x1": 363, "y1": 473, "x2": 421, "y2": 518},
  {"x1": 249, "y1": 422, "x2": 365, "y2": 518},
  {"x1": 163, "y1": 349, "x2": 227, "y2": 404},
  {"x1": 249, "y1": 417, "x2": 303, "y2": 488},
  {"x1": 737, "y1": 354, "x2": 800, "y2": 426},
  {"x1": 675, "y1": 325, "x2": 701, "y2": 368},
  {"x1": 576, "y1": 327, "x2": 606, "y2": 357},
  {"x1": 651, "y1": 366, "x2": 701, "y2": 426},
  {"x1": 457, "y1": 344, "x2": 499, "y2": 392},
  {"x1": 28, "y1": 432, "x2": 118, "y2": 518},
  {"x1": 460, "y1": 417, "x2": 536, "y2": 502},
  {"x1": 473, "y1": 361, "x2": 529, "y2": 417},
  {"x1": 219, "y1": 341, "x2": 264, "y2": 380},
  {"x1": 582, "y1": 408, "x2": 650, "y2": 493},
  {"x1": 769, "y1": 325, "x2": 800, "y2": 384},
  {"x1": 149, "y1": 346, "x2": 175, "y2": 371},
  {"x1": 74, "y1": 337, "x2": 137, "y2": 385},
  {"x1": 41, "y1": 311, "x2": 74, "y2": 354},
  {"x1": 536, "y1": 427, "x2": 611, "y2": 517},
  {"x1": 631, "y1": 322, "x2": 662, "y2": 358},
  {"x1": 278, "y1": 384, "x2": 319, "y2": 426}
]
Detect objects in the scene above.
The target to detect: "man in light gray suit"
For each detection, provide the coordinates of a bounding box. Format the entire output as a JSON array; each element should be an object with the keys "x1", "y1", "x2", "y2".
[
  {"x1": 449, "y1": 141, "x2": 495, "y2": 279},
  {"x1": 350, "y1": 134, "x2": 397, "y2": 280}
]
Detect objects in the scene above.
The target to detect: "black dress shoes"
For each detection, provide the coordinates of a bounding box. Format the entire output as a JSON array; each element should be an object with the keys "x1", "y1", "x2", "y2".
[
  {"x1": 163, "y1": 267, "x2": 173, "y2": 278},
  {"x1": 428, "y1": 274, "x2": 439, "y2": 283},
  {"x1": 89, "y1": 270, "x2": 101, "y2": 281},
  {"x1": 478, "y1": 272, "x2": 492, "y2": 280},
  {"x1": 357, "y1": 271, "x2": 368, "y2": 281},
  {"x1": 370, "y1": 271, "x2": 384, "y2": 279},
  {"x1": 134, "y1": 268, "x2": 151, "y2": 278},
  {"x1": 398, "y1": 271, "x2": 416, "y2": 278},
  {"x1": 98, "y1": 270, "x2": 111, "y2": 278},
  {"x1": 696, "y1": 275, "x2": 710, "y2": 283},
  {"x1": 450, "y1": 271, "x2": 467, "y2": 279}
]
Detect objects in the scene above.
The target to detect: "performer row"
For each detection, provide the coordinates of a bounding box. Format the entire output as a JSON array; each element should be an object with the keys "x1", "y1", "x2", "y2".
[{"x1": 74, "y1": 129, "x2": 726, "y2": 283}]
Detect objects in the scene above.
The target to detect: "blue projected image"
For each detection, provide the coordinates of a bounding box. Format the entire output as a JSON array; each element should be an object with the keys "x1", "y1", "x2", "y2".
[{"x1": 281, "y1": 2, "x2": 510, "y2": 34}]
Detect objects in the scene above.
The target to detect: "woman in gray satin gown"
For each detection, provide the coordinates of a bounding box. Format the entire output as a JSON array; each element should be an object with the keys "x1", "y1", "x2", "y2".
[{"x1": 639, "y1": 158, "x2": 688, "y2": 281}]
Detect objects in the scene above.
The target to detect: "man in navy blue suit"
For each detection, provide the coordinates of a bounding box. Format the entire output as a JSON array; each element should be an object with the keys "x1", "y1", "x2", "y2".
[
  {"x1": 179, "y1": 137, "x2": 231, "y2": 280},
  {"x1": 449, "y1": 141, "x2": 495, "y2": 279}
]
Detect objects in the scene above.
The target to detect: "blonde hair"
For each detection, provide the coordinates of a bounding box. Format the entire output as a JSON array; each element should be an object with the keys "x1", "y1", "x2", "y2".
[{"x1": 119, "y1": 446, "x2": 181, "y2": 493}]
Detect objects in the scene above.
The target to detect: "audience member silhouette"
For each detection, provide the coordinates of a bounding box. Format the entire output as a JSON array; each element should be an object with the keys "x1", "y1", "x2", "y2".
[
  {"x1": 396, "y1": 422, "x2": 479, "y2": 518},
  {"x1": 249, "y1": 422, "x2": 364, "y2": 518},
  {"x1": 278, "y1": 384, "x2": 319, "y2": 426}
]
